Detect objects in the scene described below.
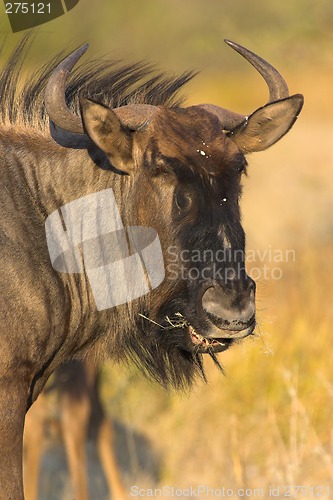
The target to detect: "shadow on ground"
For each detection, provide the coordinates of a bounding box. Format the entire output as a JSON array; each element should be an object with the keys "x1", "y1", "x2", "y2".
[{"x1": 37, "y1": 418, "x2": 160, "y2": 499}]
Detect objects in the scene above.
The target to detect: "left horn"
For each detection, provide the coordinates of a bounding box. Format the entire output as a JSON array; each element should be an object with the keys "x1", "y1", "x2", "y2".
[
  {"x1": 45, "y1": 43, "x2": 88, "y2": 135},
  {"x1": 45, "y1": 45, "x2": 159, "y2": 139}
]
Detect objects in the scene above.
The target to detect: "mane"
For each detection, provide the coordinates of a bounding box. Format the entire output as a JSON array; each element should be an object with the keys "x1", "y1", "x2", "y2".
[{"x1": 0, "y1": 35, "x2": 195, "y2": 132}]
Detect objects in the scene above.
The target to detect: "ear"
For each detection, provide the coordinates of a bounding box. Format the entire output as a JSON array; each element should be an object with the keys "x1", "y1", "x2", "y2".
[
  {"x1": 228, "y1": 94, "x2": 304, "y2": 153},
  {"x1": 79, "y1": 98, "x2": 135, "y2": 174}
]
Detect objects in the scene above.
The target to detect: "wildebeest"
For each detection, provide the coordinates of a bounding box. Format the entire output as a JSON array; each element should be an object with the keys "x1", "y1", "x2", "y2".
[
  {"x1": 24, "y1": 360, "x2": 126, "y2": 500},
  {"x1": 0, "y1": 36, "x2": 303, "y2": 498}
]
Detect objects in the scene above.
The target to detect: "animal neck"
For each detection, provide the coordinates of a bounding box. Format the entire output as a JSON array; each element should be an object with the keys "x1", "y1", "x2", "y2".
[
  {"x1": 0, "y1": 127, "x2": 135, "y2": 357},
  {"x1": 0, "y1": 128, "x2": 130, "y2": 216}
]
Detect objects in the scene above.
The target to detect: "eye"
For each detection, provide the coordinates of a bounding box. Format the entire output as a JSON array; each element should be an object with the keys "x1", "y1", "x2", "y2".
[
  {"x1": 153, "y1": 163, "x2": 169, "y2": 176},
  {"x1": 174, "y1": 189, "x2": 192, "y2": 211}
]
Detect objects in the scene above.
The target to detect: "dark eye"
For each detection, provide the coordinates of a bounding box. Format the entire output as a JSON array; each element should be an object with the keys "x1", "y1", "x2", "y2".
[
  {"x1": 174, "y1": 189, "x2": 192, "y2": 211},
  {"x1": 153, "y1": 163, "x2": 169, "y2": 176}
]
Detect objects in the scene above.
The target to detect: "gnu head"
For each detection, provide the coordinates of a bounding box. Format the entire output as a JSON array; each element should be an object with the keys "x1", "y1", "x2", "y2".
[{"x1": 44, "y1": 40, "x2": 303, "y2": 386}]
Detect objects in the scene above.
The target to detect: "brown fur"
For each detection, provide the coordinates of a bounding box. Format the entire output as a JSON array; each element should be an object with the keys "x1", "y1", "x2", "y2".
[{"x1": 0, "y1": 37, "x2": 302, "y2": 498}]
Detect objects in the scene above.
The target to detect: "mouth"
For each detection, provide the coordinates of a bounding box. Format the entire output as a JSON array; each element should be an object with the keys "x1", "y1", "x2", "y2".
[
  {"x1": 188, "y1": 320, "x2": 255, "y2": 354},
  {"x1": 188, "y1": 324, "x2": 230, "y2": 353},
  {"x1": 139, "y1": 310, "x2": 255, "y2": 356}
]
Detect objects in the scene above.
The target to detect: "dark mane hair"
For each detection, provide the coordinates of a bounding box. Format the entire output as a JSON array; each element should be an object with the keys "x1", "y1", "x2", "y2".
[{"x1": 0, "y1": 34, "x2": 195, "y2": 131}]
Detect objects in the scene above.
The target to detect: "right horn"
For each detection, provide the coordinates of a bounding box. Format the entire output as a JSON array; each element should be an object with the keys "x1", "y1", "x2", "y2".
[
  {"x1": 224, "y1": 39, "x2": 289, "y2": 102},
  {"x1": 198, "y1": 40, "x2": 303, "y2": 152},
  {"x1": 198, "y1": 39, "x2": 291, "y2": 131}
]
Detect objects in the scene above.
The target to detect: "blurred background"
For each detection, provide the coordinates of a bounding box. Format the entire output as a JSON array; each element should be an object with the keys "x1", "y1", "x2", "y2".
[{"x1": 1, "y1": 0, "x2": 332, "y2": 497}]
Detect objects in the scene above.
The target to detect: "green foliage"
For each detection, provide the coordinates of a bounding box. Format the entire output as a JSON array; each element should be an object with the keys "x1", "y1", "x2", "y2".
[{"x1": 1, "y1": 0, "x2": 332, "y2": 72}]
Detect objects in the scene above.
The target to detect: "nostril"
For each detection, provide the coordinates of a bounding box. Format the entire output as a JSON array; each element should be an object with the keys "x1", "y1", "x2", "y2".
[
  {"x1": 202, "y1": 286, "x2": 230, "y2": 319},
  {"x1": 201, "y1": 283, "x2": 255, "y2": 326}
]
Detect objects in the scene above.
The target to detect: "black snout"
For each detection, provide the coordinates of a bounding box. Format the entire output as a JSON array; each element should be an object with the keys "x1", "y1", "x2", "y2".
[{"x1": 201, "y1": 278, "x2": 256, "y2": 339}]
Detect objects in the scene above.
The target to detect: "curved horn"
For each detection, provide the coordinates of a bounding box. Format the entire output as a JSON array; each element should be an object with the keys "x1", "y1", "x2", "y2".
[
  {"x1": 45, "y1": 44, "x2": 88, "y2": 135},
  {"x1": 224, "y1": 39, "x2": 289, "y2": 102},
  {"x1": 45, "y1": 45, "x2": 159, "y2": 139},
  {"x1": 199, "y1": 40, "x2": 290, "y2": 131}
]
